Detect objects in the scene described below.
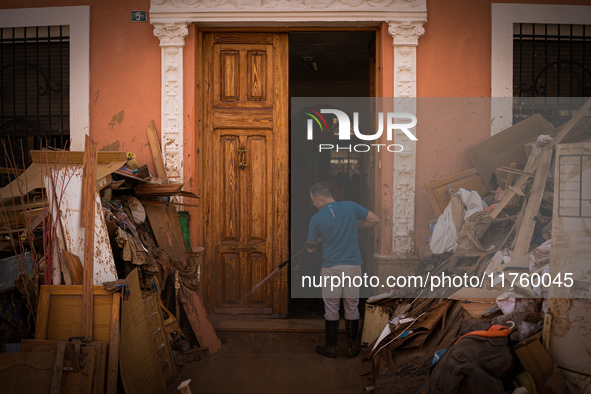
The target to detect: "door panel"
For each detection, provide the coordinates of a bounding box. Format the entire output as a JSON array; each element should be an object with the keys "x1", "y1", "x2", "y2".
[
  {"x1": 247, "y1": 135, "x2": 267, "y2": 241},
  {"x1": 214, "y1": 43, "x2": 273, "y2": 108},
  {"x1": 246, "y1": 51, "x2": 267, "y2": 101},
  {"x1": 202, "y1": 32, "x2": 288, "y2": 316},
  {"x1": 220, "y1": 135, "x2": 239, "y2": 241}
]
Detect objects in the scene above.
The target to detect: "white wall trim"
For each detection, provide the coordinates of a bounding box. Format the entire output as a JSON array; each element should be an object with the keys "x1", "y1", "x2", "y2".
[
  {"x1": 491, "y1": 3, "x2": 591, "y2": 135},
  {"x1": 0, "y1": 7, "x2": 90, "y2": 151},
  {"x1": 150, "y1": 0, "x2": 426, "y2": 25},
  {"x1": 387, "y1": 20, "x2": 424, "y2": 254}
]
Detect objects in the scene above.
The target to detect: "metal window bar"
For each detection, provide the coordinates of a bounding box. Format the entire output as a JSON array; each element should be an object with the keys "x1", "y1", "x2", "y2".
[
  {"x1": 0, "y1": 26, "x2": 70, "y2": 186},
  {"x1": 513, "y1": 23, "x2": 591, "y2": 126}
]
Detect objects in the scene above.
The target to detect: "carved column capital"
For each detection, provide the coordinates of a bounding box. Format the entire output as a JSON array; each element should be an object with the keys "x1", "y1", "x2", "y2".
[
  {"x1": 153, "y1": 22, "x2": 189, "y2": 47},
  {"x1": 387, "y1": 19, "x2": 425, "y2": 47}
]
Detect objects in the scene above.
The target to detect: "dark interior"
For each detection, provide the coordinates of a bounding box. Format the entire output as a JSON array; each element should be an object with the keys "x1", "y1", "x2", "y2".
[{"x1": 288, "y1": 31, "x2": 376, "y2": 318}]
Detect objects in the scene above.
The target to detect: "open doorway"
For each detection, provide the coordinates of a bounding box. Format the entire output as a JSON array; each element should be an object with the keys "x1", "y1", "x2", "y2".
[{"x1": 288, "y1": 31, "x2": 378, "y2": 318}]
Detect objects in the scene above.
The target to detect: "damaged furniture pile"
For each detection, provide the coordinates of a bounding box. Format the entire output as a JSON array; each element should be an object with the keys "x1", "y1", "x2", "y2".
[
  {"x1": 0, "y1": 121, "x2": 220, "y2": 394},
  {"x1": 361, "y1": 98, "x2": 591, "y2": 394}
]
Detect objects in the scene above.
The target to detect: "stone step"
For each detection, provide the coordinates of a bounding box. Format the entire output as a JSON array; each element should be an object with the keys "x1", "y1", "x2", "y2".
[{"x1": 210, "y1": 317, "x2": 350, "y2": 342}]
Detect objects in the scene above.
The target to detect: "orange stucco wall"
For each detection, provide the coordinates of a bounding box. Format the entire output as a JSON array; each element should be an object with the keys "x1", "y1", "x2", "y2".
[{"x1": 3, "y1": 0, "x2": 591, "y2": 255}]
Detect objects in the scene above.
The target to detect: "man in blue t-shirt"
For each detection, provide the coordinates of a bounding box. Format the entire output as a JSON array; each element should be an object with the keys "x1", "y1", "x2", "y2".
[{"x1": 307, "y1": 181, "x2": 380, "y2": 358}]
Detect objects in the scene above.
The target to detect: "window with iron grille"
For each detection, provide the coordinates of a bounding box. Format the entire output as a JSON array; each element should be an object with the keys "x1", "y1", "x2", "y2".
[
  {"x1": 0, "y1": 26, "x2": 70, "y2": 186},
  {"x1": 513, "y1": 23, "x2": 591, "y2": 125}
]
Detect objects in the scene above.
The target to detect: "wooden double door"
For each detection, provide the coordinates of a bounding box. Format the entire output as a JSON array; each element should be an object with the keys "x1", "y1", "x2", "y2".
[{"x1": 201, "y1": 32, "x2": 289, "y2": 316}]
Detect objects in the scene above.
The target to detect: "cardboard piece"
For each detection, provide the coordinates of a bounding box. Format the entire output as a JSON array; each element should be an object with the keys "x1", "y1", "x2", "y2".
[
  {"x1": 425, "y1": 168, "x2": 490, "y2": 216},
  {"x1": 514, "y1": 333, "x2": 568, "y2": 394},
  {"x1": 361, "y1": 304, "x2": 391, "y2": 346},
  {"x1": 467, "y1": 114, "x2": 554, "y2": 188}
]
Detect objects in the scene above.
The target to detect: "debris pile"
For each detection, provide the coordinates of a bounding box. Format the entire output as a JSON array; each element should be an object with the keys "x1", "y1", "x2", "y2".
[
  {"x1": 0, "y1": 121, "x2": 218, "y2": 393},
  {"x1": 361, "y1": 98, "x2": 591, "y2": 393}
]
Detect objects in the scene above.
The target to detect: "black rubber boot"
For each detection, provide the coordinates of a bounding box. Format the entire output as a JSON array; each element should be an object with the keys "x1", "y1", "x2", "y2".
[
  {"x1": 315, "y1": 319, "x2": 338, "y2": 358},
  {"x1": 346, "y1": 319, "x2": 360, "y2": 358}
]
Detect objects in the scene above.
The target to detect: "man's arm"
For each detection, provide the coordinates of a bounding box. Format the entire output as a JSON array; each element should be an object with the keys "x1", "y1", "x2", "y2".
[
  {"x1": 358, "y1": 210, "x2": 380, "y2": 228},
  {"x1": 307, "y1": 240, "x2": 320, "y2": 253}
]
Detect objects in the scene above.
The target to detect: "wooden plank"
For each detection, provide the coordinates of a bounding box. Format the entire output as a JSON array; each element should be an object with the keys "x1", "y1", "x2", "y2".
[
  {"x1": 505, "y1": 163, "x2": 517, "y2": 189},
  {"x1": 488, "y1": 147, "x2": 541, "y2": 220},
  {"x1": 120, "y1": 269, "x2": 166, "y2": 394},
  {"x1": 30, "y1": 150, "x2": 126, "y2": 165},
  {"x1": 510, "y1": 198, "x2": 528, "y2": 250},
  {"x1": 425, "y1": 168, "x2": 489, "y2": 216},
  {"x1": 512, "y1": 148, "x2": 553, "y2": 259},
  {"x1": 134, "y1": 183, "x2": 184, "y2": 195},
  {"x1": 82, "y1": 135, "x2": 98, "y2": 339},
  {"x1": 497, "y1": 165, "x2": 533, "y2": 178},
  {"x1": 180, "y1": 287, "x2": 222, "y2": 353},
  {"x1": 167, "y1": 204, "x2": 187, "y2": 253},
  {"x1": 90, "y1": 341, "x2": 107, "y2": 394},
  {"x1": 139, "y1": 200, "x2": 200, "y2": 208},
  {"x1": 107, "y1": 293, "x2": 121, "y2": 394},
  {"x1": 62, "y1": 251, "x2": 83, "y2": 285},
  {"x1": 144, "y1": 204, "x2": 186, "y2": 261},
  {"x1": 49, "y1": 342, "x2": 65, "y2": 394},
  {"x1": 146, "y1": 120, "x2": 167, "y2": 179},
  {"x1": 52, "y1": 167, "x2": 117, "y2": 285}
]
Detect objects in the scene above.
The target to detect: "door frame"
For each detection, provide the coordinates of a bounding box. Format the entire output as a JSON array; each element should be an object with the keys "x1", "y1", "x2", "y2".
[
  {"x1": 197, "y1": 27, "x2": 382, "y2": 316},
  {"x1": 152, "y1": 3, "x2": 427, "y2": 282}
]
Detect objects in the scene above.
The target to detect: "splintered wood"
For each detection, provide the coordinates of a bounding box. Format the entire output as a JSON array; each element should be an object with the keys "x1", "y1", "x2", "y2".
[{"x1": 82, "y1": 135, "x2": 97, "y2": 339}]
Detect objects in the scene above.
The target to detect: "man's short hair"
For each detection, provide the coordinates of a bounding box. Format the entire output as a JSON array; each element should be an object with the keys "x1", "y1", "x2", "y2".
[{"x1": 310, "y1": 182, "x2": 333, "y2": 199}]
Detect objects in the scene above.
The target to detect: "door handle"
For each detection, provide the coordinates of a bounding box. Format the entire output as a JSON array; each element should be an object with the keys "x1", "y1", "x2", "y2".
[
  {"x1": 238, "y1": 146, "x2": 247, "y2": 170},
  {"x1": 230, "y1": 245, "x2": 256, "y2": 251}
]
